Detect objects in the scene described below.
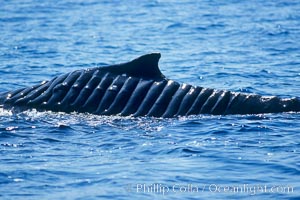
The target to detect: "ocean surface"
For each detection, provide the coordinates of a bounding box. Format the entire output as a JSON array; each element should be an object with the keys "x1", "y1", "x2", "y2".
[{"x1": 0, "y1": 0, "x2": 299, "y2": 199}]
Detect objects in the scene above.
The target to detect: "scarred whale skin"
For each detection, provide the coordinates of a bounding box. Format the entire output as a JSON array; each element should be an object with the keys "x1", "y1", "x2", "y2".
[{"x1": 0, "y1": 53, "x2": 299, "y2": 117}]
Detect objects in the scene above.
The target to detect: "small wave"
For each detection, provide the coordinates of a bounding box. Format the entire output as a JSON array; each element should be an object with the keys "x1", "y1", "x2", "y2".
[{"x1": 166, "y1": 22, "x2": 188, "y2": 30}]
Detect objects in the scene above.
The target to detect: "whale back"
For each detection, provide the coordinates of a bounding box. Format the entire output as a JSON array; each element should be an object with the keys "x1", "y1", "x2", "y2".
[{"x1": 1, "y1": 53, "x2": 299, "y2": 117}]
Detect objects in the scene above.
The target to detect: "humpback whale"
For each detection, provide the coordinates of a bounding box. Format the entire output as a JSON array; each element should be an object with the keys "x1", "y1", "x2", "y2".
[{"x1": 0, "y1": 53, "x2": 299, "y2": 117}]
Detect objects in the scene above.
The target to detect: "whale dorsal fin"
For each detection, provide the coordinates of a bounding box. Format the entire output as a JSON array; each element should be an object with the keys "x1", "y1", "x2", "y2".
[{"x1": 102, "y1": 53, "x2": 165, "y2": 80}]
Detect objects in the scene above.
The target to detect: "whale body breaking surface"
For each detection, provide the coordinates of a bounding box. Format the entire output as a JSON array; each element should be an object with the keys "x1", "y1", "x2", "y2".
[{"x1": 0, "y1": 53, "x2": 299, "y2": 117}]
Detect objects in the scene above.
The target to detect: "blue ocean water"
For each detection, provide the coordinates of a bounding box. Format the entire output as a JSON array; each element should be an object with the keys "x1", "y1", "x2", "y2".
[{"x1": 0, "y1": 0, "x2": 300, "y2": 199}]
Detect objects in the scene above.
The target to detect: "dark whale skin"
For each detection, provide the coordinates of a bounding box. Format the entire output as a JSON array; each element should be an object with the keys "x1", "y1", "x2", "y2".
[{"x1": 0, "y1": 53, "x2": 299, "y2": 117}]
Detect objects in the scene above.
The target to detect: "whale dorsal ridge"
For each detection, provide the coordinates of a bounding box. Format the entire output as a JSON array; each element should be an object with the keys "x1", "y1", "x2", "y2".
[{"x1": 102, "y1": 53, "x2": 165, "y2": 80}]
